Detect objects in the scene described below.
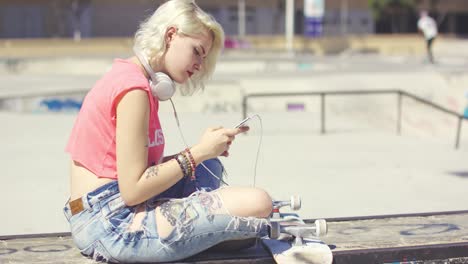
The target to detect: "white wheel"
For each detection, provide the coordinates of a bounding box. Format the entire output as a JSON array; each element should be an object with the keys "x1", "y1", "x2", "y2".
[
  {"x1": 314, "y1": 219, "x2": 327, "y2": 236},
  {"x1": 270, "y1": 222, "x2": 280, "y2": 239},
  {"x1": 290, "y1": 195, "x2": 301, "y2": 210}
]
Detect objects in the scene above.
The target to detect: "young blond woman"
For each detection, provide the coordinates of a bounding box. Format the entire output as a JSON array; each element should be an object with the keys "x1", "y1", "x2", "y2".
[{"x1": 63, "y1": 0, "x2": 272, "y2": 262}]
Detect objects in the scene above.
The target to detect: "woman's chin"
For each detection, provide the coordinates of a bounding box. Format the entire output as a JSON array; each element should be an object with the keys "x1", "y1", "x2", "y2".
[{"x1": 175, "y1": 76, "x2": 189, "y2": 84}]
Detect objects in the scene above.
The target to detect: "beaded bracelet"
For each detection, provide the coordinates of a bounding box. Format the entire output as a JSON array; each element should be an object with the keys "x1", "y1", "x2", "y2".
[
  {"x1": 181, "y1": 152, "x2": 193, "y2": 178},
  {"x1": 175, "y1": 154, "x2": 189, "y2": 177},
  {"x1": 183, "y1": 148, "x2": 196, "y2": 180}
]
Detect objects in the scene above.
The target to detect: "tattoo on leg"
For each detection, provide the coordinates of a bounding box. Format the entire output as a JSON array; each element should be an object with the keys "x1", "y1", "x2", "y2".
[{"x1": 145, "y1": 165, "x2": 160, "y2": 179}]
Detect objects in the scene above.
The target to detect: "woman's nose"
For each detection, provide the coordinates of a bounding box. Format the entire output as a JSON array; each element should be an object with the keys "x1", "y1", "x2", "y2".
[
  {"x1": 195, "y1": 56, "x2": 203, "y2": 69},
  {"x1": 193, "y1": 63, "x2": 201, "y2": 72}
]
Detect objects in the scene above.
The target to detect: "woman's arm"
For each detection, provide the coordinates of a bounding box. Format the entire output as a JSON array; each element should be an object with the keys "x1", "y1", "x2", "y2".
[
  {"x1": 115, "y1": 89, "x2": 191, "y2": 206},
  {"x1": 115, "y1": 89, "x2": 246, "y2": 206}
]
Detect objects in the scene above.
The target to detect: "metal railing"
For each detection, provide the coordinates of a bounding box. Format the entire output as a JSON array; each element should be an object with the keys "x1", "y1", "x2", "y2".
[{"x1": 241, "y1": 89, "x2": 468, "y2": 149}]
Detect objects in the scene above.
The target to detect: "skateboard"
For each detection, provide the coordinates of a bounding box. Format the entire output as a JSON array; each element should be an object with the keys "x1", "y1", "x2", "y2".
[{"x1": 262, "y1": 196, "x2": 333, "y2": 264}]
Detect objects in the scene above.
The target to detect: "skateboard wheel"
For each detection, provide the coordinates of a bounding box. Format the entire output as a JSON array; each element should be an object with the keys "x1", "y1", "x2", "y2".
[
  {"x1": 270, "y1": 222, "x2": 280, "y2": 239},
  {"x1": 314, "y1": 219, "x2": 327, "y2": 236},
  {"x1": 290, "y1": 195, "x2": 301, "y2": 210}
]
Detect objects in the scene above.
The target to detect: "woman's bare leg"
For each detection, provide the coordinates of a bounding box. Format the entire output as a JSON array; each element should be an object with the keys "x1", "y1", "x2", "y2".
[{"x1": 216, "y1": 186, "x2": 272, "y2": 218}]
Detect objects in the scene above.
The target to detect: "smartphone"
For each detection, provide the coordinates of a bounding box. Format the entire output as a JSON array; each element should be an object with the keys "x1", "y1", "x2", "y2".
[{"x1": 235, "y1": 116, "x2": 253, "y2": 128}]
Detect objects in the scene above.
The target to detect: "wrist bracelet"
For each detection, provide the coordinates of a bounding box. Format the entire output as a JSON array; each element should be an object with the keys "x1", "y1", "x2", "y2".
[
  {"x1": 183, "y1": 152, "x2": 193, "y2": 178},
  {"x1": 184, "y1": 148, "x2": 196, "y2": 180},
  {"x1": 175, "y1": 154, "x2": 188, "y2": 177}
]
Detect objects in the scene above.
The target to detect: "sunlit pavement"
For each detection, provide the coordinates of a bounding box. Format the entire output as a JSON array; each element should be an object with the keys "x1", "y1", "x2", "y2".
[{"x1": 1, "y1": 40, "x2": 468, "y2": 237}]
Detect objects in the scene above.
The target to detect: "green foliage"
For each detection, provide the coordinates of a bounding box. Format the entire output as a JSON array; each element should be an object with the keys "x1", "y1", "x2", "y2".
[{"x1": 368, "y1": 0, "x2": 416, "y2": 19}]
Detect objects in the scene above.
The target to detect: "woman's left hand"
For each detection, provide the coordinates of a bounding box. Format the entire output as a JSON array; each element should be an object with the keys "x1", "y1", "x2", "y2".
[{"x1": 220, "y1": 126, "x2": 249, "y2": 157}]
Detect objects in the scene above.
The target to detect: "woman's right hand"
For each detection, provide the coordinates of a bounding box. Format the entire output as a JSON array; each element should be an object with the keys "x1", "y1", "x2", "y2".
[{"x1": 191, "y1": 126, "x2": 249, "y2": 162}]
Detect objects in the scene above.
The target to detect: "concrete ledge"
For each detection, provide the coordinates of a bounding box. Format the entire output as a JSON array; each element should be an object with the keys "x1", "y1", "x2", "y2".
[
  {"x1": 2, "y1": 211, "x2": 468, "y2": 263},
  {"x1": 321, "y1": 211, "x2": 468, "y2": 263},
  {"x1": 0, "y1": 38, "x2": 134, "y2": 58},
  {"x1": 0, "y1": 34, "x2": 439, "y2": 59}
]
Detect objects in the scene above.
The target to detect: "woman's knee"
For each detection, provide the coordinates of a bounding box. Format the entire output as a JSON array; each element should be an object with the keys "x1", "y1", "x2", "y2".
[
  {"x1": 250, "y1": 188, "x2": 273, "y2": 217},
  {"x1": 218, "y1": 187, "x2": 272, "y2": 218}
]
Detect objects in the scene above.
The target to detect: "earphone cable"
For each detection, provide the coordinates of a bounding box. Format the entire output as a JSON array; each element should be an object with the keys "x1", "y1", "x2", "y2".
[
  {"x1": 169, "y1": 99, "x2": 228, "y2": 185},
  {"x1": 248, "y1": 114, "x2": 263, "y2": 187},
  {"x1": 169, "y1": 99, "x2": 262, "y2": 188}
]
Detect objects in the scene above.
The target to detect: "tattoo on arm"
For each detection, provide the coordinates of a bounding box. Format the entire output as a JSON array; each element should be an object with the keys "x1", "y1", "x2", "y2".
[{"x1": 145, "y1": 165, "x2": 160, "y2": 179}]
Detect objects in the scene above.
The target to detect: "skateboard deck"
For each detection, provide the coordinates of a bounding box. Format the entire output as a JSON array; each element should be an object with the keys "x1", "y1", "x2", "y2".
[{"x1": 262, "y1": 236, "x2": 333, "y2": 264}]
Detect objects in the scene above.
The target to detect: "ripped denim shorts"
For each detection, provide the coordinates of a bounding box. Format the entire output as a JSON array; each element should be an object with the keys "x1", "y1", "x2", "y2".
[{"x1": 63, "y1": 159, "x2": 268, "y2": 263}]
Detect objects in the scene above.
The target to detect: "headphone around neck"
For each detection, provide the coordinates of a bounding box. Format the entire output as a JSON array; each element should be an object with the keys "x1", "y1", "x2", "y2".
[{"x1": 133, "y1": 46, "x2": 176, "y2": 101}]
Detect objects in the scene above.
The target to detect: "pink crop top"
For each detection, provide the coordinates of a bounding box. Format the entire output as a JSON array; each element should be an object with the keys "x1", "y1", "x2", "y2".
[{"x1": 65, "y1": 59, "x2": 165, "y2": 179}]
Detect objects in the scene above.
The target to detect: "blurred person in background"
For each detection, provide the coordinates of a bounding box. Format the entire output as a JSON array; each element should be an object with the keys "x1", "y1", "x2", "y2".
[
  {"x1": 417, "y1": 10, "x2": 438, "y2": 64},
  {"x1": 63, "y1": 0, "x2": 272, "y2": 262}
]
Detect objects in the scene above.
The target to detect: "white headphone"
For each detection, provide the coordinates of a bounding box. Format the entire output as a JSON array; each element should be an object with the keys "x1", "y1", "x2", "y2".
[{"x1": 133, "y1": 46, "x2": 176, "y2": 101}]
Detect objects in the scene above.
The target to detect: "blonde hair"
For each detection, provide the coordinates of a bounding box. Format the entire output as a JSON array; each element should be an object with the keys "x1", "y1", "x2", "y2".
[{"x1": 134, "y1": 0, "x2": 224, "y2": 95}]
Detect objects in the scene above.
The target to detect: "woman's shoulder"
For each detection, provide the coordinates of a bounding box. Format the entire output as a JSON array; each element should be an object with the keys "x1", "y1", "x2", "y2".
[
  {"x1": 113, "y1": 58, "x2": 146, "y2": 79},
  {"x1": 101, "y1": 58, "x2": 150, "y2": 91}
]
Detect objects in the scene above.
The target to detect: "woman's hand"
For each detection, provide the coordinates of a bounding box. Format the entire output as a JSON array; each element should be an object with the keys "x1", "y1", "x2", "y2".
[{"x1": 191, "y1": 126, "x2": 249, "y2": 162}]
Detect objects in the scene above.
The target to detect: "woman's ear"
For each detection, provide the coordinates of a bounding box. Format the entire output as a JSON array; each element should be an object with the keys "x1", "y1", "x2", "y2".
[{"x1": 165, "y1": 26, "x2": 178, "y2": 46}]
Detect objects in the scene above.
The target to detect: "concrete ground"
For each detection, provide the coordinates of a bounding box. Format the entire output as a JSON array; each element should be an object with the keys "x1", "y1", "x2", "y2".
[{"x1": 0, "y1": 38, "x2": 468, "y2": 237}]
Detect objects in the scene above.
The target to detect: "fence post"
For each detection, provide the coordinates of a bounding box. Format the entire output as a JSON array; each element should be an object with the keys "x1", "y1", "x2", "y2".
[
  {"x1": 455, "y1": 116, "x2": 462, "y2": 149},
  {"x1": 242, "y1": 96, "x2": 247, "y2": 119}
]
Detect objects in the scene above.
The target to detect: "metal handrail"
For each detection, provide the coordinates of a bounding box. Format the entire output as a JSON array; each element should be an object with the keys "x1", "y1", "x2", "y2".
[{"x1": 241, "y1": 89, "x2": 468, "y2": 149}]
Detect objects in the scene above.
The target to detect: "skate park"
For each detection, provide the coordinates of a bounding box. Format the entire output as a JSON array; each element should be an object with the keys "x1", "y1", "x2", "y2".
[{"x1": 1, "y1": 35, "x2": 468, "y2": 263}]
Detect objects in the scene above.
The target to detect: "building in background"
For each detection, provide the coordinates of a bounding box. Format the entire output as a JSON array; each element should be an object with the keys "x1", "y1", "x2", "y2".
[{"x1": 0, "y1": 0, "x2": 467, "y2": 39}]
